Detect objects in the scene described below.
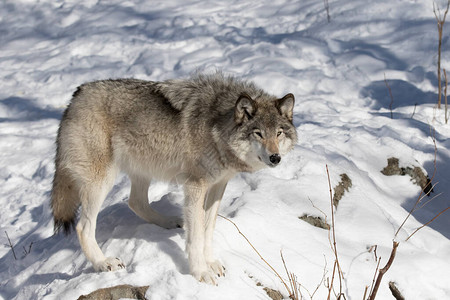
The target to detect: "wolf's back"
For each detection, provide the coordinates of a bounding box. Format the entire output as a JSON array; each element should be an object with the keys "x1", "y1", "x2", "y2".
[{"x1": 155, "y1": 72, "x2": 263, "y2": 111}]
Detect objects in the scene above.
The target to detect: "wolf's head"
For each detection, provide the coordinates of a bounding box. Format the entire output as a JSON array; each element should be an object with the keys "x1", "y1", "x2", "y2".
[{"x1": 229, "y1": 92, "x2": 298, "y2": 171}]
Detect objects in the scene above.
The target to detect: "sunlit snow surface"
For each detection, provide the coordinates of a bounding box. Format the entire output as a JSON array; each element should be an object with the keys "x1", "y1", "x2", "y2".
[{"x1": 1, "y1": 0, "x2": 449, "y2": 299}]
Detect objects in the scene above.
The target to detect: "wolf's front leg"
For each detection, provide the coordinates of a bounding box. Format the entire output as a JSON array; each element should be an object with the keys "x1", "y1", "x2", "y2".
[
  {"x1": 204, "y1": 180, "x2": 228, "y2": 277},
  {"x1": 184, "y1": 179, "x2": 216, "y2": 284}
]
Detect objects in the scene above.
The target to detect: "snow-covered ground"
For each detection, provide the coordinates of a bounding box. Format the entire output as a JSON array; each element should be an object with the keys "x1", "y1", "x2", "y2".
[{"x1": 1, "y1": 0, "x2": 449, "y2": 299}]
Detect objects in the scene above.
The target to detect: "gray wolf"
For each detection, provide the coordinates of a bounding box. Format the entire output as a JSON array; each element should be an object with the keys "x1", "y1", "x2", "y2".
[{"x1": 51, "y1": 72, "x2": 297, "y2": 284}]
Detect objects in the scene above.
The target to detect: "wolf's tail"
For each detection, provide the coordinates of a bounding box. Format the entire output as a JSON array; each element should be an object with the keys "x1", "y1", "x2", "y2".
[{"x1": 51, "y1": 161, "x2": 80, "y2": 235}]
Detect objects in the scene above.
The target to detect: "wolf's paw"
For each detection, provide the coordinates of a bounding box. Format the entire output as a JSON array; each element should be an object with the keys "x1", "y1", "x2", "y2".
[
  {"x1": 94, "y1": 257, "x2": 126, "y2": 272},
  {"x1": 192, "y1": 269, "x2": 218, "y2": 285},
  {"x1": 207, "y1": 260, "x2": 225, "y2": 277}
]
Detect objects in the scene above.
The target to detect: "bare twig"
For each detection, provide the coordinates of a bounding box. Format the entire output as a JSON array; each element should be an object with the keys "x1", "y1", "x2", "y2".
[
  {"x1": 418, "y1": 189, "x2": 442, "y2": 210},
  {"x1": 405, "y1": 206, "x2": 450, "y2": 241},
  {"x1": 328, "y1": 261, "x2": 337, "y2": 300},
  {"x1": 312, "y1": 256, "x2": 328, "y2": 299},
  {"x1": 373, "y1": 246, "x2": 378, "y2": 262},
  {"x1": 5, "y1": 231, "x2": 17, "y2": 260},
  {"x1": 367, "y1": 245, "x2": 378, "y2": 262},
  {"x1": 362, "y1": 286, "x2": 369, "y2": 300},
  {"x1": 367, "y1": 241, "x2": 399, "y2": 300},
  {"x1": 218, "y1": 214, "x2": 293, "y2": 297},
  {"x1": 384, "y1": 73, "x2": 394, "y2": 119},
  {"x1": 368, "y1": 257, "x2": 381, "y2": 298},
  {"x1": 433, "y1": 0, "x2": 450, "y2": 108},
  {"x1": 325, "y1": 165, "x2": 344, "y2": 300},
  {"x1": 308, "y1": 197, "x2": 328, "y2": 222}
]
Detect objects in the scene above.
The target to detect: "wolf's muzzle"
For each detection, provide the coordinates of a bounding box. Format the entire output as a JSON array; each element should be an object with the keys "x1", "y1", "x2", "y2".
[{"x1": 269, "y1": 154, "x2": 281, "y2": 165}]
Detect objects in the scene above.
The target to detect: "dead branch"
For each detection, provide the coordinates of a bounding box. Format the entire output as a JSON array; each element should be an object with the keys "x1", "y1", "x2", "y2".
[
  {"x1": 368, "y1": 257, "x2": 381, "y2": 298},
  {"x1": 367, "y1": 241, "x2": 399, "y2": 300}
]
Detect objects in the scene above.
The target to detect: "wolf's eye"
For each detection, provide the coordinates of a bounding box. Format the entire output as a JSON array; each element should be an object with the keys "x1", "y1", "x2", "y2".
[
  {"x1": 253, "y1": 130, "x2": 263, "y2": 138},
  {"x1": 277, "y1": 130, "x2": 283, "y2": 137}
]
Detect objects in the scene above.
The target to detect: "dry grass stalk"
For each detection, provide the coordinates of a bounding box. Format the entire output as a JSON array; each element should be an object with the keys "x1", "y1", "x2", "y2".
[
  {"x1": 218, "y1": 214, "x2": 294, "y2": 298},
  {"x1": 405, "y1": 206, "x2": 450, "y2": 242},
  {"x1": 362, "y1": 286, "x2": 369, "y2": 300},
  {"x1": 281, "y1": 251, "x2": 301, "y2": 300},
  {"x1": 433, "y1": 0, "x2": 450, "y2": 108},
  {"x1": 325, "y1": 165, "x2": 345, "y2": 300}
]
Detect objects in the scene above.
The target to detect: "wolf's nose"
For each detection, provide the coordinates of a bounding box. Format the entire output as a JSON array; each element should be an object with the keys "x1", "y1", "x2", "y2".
[{"x1": 270, "y1": 154, "x2": 281, "y2": 165}]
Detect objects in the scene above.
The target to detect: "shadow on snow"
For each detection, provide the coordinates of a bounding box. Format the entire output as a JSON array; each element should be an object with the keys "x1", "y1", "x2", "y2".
[
  {"x1": 0, "y1": 97, "x2": 63, "y2": 122},
  {"x1": 0, "y1": 200, "x2": 185, "y2": 299}
]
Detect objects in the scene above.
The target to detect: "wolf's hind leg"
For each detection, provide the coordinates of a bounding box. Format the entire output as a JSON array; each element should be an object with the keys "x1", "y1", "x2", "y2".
[
  {"x1": 76, "y1": 178, "x2": 125, "y2": 272},
  {"x1": 128, "y1": 176, "x2": 183, "y2": 229}
]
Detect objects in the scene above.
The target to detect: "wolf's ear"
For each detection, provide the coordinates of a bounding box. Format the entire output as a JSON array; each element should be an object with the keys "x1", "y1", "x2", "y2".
[
  {"x1": 235, "y1": 93, "x2": 257, "y2": 124},
  {"x1": 277, "y1": 93, "x2": 295, "y2": 122}
]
